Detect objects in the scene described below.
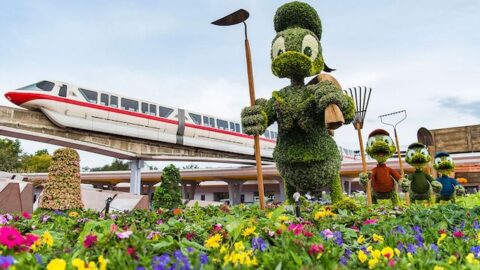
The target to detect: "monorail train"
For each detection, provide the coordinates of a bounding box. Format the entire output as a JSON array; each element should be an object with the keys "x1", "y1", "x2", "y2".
[{"x1": 4, "y1": 80, "x2": 356, "y2": 160}]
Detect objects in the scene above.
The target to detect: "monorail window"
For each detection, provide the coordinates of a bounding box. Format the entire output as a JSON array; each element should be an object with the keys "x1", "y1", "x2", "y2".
[
  {"x1": 189, "y1": 113, "x2": 201, "y2": 125},
  {"x1": 141, "y1": 102, "x2": 149, "y2": 114},
  {"x1": 110, "y1": 96, "x2": 118, "y2": 108},
  {"x1": 159, "y1": 106, "x2": 173, "y2": 118},
  {"x1": 270, "y1": 131, "x2": 276, "y2": 139},
  {"x1": 263, "y1": 131, "x2": 270, "y2": 139},
  {"x1": 203, "y1": 116, "x2": 209, "y2": 126},
  {"x1": 235, "y1": 123, "x2": 241, "y2": 133},
  {"x1": 36, "y1": 81, "x2": 55, "y2": 91},
  {"x1": 58, "y1": 85, "x2": 67, "y2": 97},
  {"x1": 100, "y1": 94, "x2": 109, "y2": 106},
  {"x1": 79, "y1": 88, "x2": 98, "y2": 104},
  {"x1": 149, "y1": 104, "x2": 157, "y2": 116},
  {"x1": 217, "y1": 119, "x2": 228, "y2": 130},
  {"x1": 121, "y1": 98, "x2": 138, "y2": 112},
  {"x1": 209, "y1": 117, "x2": 215, "y2": 128},
  {"x1": 229, "y1": 122, "x2": 235, "y2": 132}
]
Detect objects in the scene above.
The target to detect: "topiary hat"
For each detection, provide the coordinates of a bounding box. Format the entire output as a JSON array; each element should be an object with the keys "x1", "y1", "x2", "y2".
[
  {"x1": 274, "y1": 1, "x2": 322, "y2": 39},
  {"x1": 435, "y1": 152, "x2": 450, "y2": 158},
  {"x1": 408, "y1": 142, "x2": 426, "y2": 150},
  {"x1": 368, "y1": 129, "x2": 390, "y2": 138}
]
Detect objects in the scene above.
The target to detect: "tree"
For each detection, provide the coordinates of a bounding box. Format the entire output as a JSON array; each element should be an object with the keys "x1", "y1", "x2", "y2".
[
  {"x1": 0, "y1": 138, "x2": 22, "y2": 172},
  {"x1": 39, "y1": 148, "x2": 84, "y2": 210},
  {"x1": 21, "y1": 149, "x2": 52, "y2": 173},
  {"x1": 90, "y1": 159, "x2": 129, "y2": 171},
  {"x1": 152, "y1": 164, "x2": 182, "y2": 209}
]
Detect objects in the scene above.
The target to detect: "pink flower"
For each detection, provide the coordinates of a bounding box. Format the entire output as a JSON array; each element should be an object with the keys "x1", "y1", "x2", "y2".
[
  {"x1": 363, "y1": 219, "x2": 378, "y2": 225},
  {"x1": 83, "y1": 234, "x2": 97, "y2": 248},
  {"x1": 0, "y1": 226, "x2": 24, "y2": 249},
  {"x1": 24, "y1": 233, "x2": 39, "y2": 246},
  {"x1": 288, "y1": 224, "x2": 304, "y2": 235},
  {"x1": 0, "y1": 215, "x2": 8, "y2": 225},
  {"x1": 453, "y1": 231, "x2": 464, "y2": 238},
  {"x1": 116, "y1": 230, "x2": 133, "y2": 239},
  {"x1": 127, "y1": 246, "x2": 138, "y2": 259},
  {"x1": 156, "y1": 219, "x2": 163, "y2": 225},
  {"x1": 303, "y1": 230, "x2": 314, "y2": 238},
  {"x1": 308, "y1": 244, "x2": 324, "y2": 256},
  {"x1": 212, "y1": 224, "x2": 222, "y2": 233},
  {"x1": 388, "y1": 259, "x2": 395, "y2": 267},
  {"x1": 22, "y1": 212, "x2": 31, "y2": 220},
  {"x1": 322, "y1": 229, "x2": 334, "y2": 239},
  {"x1": 110, "y1": 224, "x2": 118, "y2": 232},
  {"x1": 186, "y1": 232, "x2": 195, "y2": 240}
]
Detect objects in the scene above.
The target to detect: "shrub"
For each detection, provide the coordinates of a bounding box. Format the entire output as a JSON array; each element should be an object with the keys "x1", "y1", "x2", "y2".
[
  {"x1": 152, "y1": 164, "x2": 182, "y2": 209},
  {"x1": 39, "y1": 148, "x2": 83, "y2": 210}
]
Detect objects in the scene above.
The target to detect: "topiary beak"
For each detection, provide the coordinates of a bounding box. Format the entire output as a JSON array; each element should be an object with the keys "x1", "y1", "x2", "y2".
[{"x1": 271, "y1": 51, "x2": 314, "y2": 79}]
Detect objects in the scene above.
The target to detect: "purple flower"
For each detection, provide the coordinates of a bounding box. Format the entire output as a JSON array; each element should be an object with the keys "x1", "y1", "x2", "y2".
[
  {"x1": 0, "y1": 215, "x2": 8, "y2": 225},
  {"x1": 156, "y1": 219, "x2": 163, "y2": 225},
  {"x1": 474, "y1": 220, "x2": 480, "y2": 230},
  {"x1": 252, "y1": 237, "x2": 267, "y2": 252},
  {"x1": 40, "y1": 215, "x2": 50, "y2": 223},
  {"x1": 136, "y1": 267, "x2": 146, "y2": 270},
  {"x1": 407, "y1": 244, "x2": 417, "y2": 254},
  {"x1": 0, "y1": 255, "x2": 14, "y2": 269},
  {"x1": 109, "y1": 214, "x2": 117, "y2": 220},
  {"x1": 412, "y1": 225, "x2": 422, "y2": 234},
  {"x1": 339, "y1": 256, "x2": 348, "y2": 265},
  {"x1": 173, "y1": 250, "x2": 186, "y2": 261},
  {"x1": 147, "y1": 231, "x2": 160, "y2": 240},
  {"x1": 5, "y1": 214, "x2": 13, "y2": 221},
  {"x1": 116, "y1": 230, "x2": 133, "y2": 239},
  {"x1": 415, "y1": 234, "x2": 424, "y2": 246},
  {"x1": 152, "y1": 254, "x2": 170, "y2": 270},
  {"x1": 322, "y1": 229, "x2": 334, "y2": 239},
  {"x1": 430, "y1": 244, "x2": 438, "y2": 253},
  {"x1": 333, "y1": 231, "x2": 343, "y2": 246},
  {"x1": 186, "y1": 247, "x2": 194, "y2": 253},
  {"x1": 34, "y1": 253, "x2": 43, "y2": 265},
  {"x1": 53, "y1": 210, "x2": 65, "y2": 216},
  {"x1": 471, "y1": 246, "x2": 480, "y2": 257},
  {"x1": 344, "y1": 249, "x2": 352, "y2": 258},
  {"x1": 397, "y1": 243, "x2": 404, "y2": 252},
  {"x1": 394, "y1": 225, "x2": 406, "y2": 235},
  {"x1": 360, "y1": 246, "x2": 369, "y2": 254},
  {"x1": 200, "y1": 253, "x2": 208, "y2": 265}
]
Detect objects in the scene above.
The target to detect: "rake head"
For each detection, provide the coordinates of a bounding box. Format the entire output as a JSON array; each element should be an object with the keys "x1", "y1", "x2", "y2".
[
  {"x1": 344, "y1": 86, "x2": 372, "y2": 129},
  {"x1": 378, "y1": 110, "x2": 407, "y2": 129}
]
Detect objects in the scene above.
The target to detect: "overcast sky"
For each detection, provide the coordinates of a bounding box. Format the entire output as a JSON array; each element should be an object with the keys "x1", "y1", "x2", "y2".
[{"x1": 1, "y1": 0, "x2": 479, "y2": 169}]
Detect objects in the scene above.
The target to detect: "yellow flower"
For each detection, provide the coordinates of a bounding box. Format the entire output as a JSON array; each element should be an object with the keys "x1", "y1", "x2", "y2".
[
  {"x1": 466, "y1": 253, "x2": 479, "y2": 265},
  {"x1": 278, "y1": 215, "x2": 289, "y2": 222},
  {"x1": 242, "y1": 226, "x2": 256, "y2": 238},
  {"x1": 368, "y1": 258, "x2": 379, "y2": 269},
  {"x1": 31, "y1": 239, "x2": 42, "y2": 252},
  {"x1": 357, "y1": 235, "x2": 365, "y2": 244},
  {"x1": 371, "y1": 249, "x2": 381, "y2": 260},
  {"x1": 358, "y1": 250, "x2": 368, "y2": 263},
  {"x1": 448, "y1": 255, "x2": 457, "y2": 265},
  {"x1": 437, "y1": 233, "x2": 447, "y2": 245},
  {"x1": 477, "y1": 231, "x2": 480, "y2": 243},
  {"x1": 98, "y1": 256, "x2": 107, "y2": 270},
  {"x1": 367, "y1": 246, "x2": 373, "y2": 252},
  {"x1": 220, "y1": 244, "x2": 228, "y2": 254},
  {"x1": 433, "y1": 266, "x2": 444, "y2": 270},
  {"x1": 204, "y1": 234, "x2": 222, "y2": 249},
  {"x1": 407, "y1": 252, "x2": 413, "y2": 260},
  {"x1": 266, "y1": 212, "x2": 273, "y2": 219},
  {"x1": 47, "y1": 258, "x2": 66, "y2": 270},
  {"x1": 314, "y1": 208, "x2": 337, "y2": 220},
  {"x1": 69, "y1": 211, "x2": 79, "y2": 218},
  {"x1": 372, "y1": 234, "x2": 384, "y2": 243},
  {"x1": 381, "y1": 247, "x2": 394, "y2": 259},
  {"x1": 234, "y1": 241, "x2": 245, "y2": 251},
  {"x1": 223, "y1": 250, "x2": 257, "y2": 267},
  {"x1": 42, "y1": 231, "x2": 54, "y2": 247}
]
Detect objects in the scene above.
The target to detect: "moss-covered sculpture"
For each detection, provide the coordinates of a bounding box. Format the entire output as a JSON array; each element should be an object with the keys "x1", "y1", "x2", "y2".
[
  {"x1": 401, "y1": 143, "x2": 442, "y2": 203},
  {"x1": 39, "y1": 148, "x2": 84, "y2": 210},
  {"x1": 360, "y1": 129, "x2": 402, "y2": 205},
  {"x1": 241, "y1": 2, "x2": 354, "y2": 202},
  {"x1": 152, "y1": 164, "x2": 182, "y2": 209},
  {"x1": 433, "y1": 152, "x2": 465, "y2": 203}
]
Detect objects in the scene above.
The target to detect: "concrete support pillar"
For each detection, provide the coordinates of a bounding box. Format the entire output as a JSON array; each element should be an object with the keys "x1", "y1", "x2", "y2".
[
  {"x1": 182, "y1": 183, "x2": 188, "y2": 199},
  {"x1": 277, "y1": 178, "x2": 286, "y2": 203},
  {"x1": 226, "y1": 181, "x2": 245, "y2": 205},
  {"x1": 129, "y1": 160, "x2": 144, "y2": 195},
  {"x1": 181, "y1": 181, "x2": 199, "y2": 200},
  {"x1": 189, "y1": 182, "x2": 198, "y2": 200}
]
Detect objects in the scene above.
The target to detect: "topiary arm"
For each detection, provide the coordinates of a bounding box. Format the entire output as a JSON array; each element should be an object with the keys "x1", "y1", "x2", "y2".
[
  {"x1": 359, "y1": 171, "x2": 371, "y2": 188},
  {"x1": 400, "y1": 174, "x2": 411, "y2": 193},
  {"x1": 426, "y1": 174, "x2": 435, "y2": 183},
  {"x1": 314, "y1": 81, "x2": 355, "y2": 124},
  {"x1": 240, "y1": 97, "x2": 276, "y2": 136}
]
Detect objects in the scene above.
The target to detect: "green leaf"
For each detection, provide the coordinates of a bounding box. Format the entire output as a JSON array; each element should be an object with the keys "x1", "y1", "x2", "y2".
[
  {"x1": 290, "y1": 250, "x2": 302, "y2": 265},
  {"x1": 181, "y1": 238, "x2": 208, "y2": 251},
  {"x1": 152, "y1": 240, "x2": 174, "y2": 251},
  {"x1": 275, "y1": 262, "x2": 283, "y2": 270}
]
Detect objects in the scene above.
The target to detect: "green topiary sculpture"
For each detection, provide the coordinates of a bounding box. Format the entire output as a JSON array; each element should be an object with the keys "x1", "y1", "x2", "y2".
[
  {"x1": 39, "y1": 148, "x2": 84, "y2": 210},
  {"x1": 152, "y1": 164, "x2": 182, "y2": 209},
  {"x1": 433, "y1": 152, "x2": 465, "y2": 203},
  {"x1": 241, "y1": 1, "x2": 354, "y2": 202}
]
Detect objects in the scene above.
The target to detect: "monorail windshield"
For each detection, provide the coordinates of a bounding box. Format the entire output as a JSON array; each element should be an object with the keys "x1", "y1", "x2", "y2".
[{"x1": 18, "y1": 81, "x2": 55, "y2": 91}]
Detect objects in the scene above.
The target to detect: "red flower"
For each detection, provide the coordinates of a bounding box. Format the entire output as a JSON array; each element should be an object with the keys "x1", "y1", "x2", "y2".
[
  {"x1": 438, "y1": 229, "x2": 447, "y2": 235},
  {"x1": 186, "y1": 232, "x2": 196, "y2": 240},
  {"x1": 308, "y1": 244, "x2": 324, "y2": 256},
  {"x1": 453, "y1": 231, "x2": 464, "y2": 238},
  {"x1": 22, "y1": 212, "x2": 31, "y2": 220},
  {"x1": 0, "y1": 226, "x2": 24, "y2": 249},
  {"x1": 110, "y1": 224, "x2": 119, "y2": 232},
  {"x1": 276, "y1": 229, "x2": 282, "y2": 235},
  {"x1": 288, "y1": 224, "x2": 304, "y2": 235},
  {"x1": 83, "y1": 234, "x2": 97, "y2": 248},
  {"x1": 24, "y1": 233, "x2": 39, "y2": 246},
  {"x1": 127, "y1": 246, "x2": 138, "y2": 259},
  {"x1": 363, "y1": 219, "x2": 378, "y2": 225},
  {"x1": 303, "y1": 230, "x2": 313, "y2": 238}
]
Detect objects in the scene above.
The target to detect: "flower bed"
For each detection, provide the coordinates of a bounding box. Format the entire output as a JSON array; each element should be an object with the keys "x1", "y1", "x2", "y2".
[{"x1": 2, "y1": 194, "x2": 480, "y2": 269}]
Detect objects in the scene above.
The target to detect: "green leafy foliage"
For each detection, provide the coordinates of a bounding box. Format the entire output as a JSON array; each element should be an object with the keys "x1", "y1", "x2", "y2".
[
  {"x1": 274, "y1": 1, "x2": 322, "y2": 39},
  {"x1": 20, "y1": 149, "x2": 52, "y2": 173},
  {"x1": 90, "y1": 159, "x2": 129, "y2": 171},
  {"x1": 0, "y1": 138, "x2": 22, "y2": 172},
  {"x1": 152, "y1": 164, "x2": 182, "y2": 209},
  {"x1": 39, "y1": 148, "x2": 84, "y2": 210}
]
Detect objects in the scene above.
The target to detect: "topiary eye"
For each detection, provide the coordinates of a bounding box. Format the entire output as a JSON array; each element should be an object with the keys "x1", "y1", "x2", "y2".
[
  {"x1": 272, "y1": 36, "x2": 286, "y2": 60},
  {"x1": 303, "y1": 47, "x2": 312, "y2": 57},
  {"x1": 277, "y1": 49, "x2": 284, "y2": 57},
  {"x1": 301, "y1": 34, "x2": 319, "y2": 61}
]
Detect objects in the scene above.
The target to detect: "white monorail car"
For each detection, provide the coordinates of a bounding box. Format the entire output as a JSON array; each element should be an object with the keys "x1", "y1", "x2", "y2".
[{"x1": 4, "y1": 80, "x2": 279, "y2": 157}]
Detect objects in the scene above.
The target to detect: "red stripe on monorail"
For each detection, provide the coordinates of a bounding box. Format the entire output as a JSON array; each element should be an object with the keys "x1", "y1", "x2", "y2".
[{"x1": 5, "y1": 92, "x2": 277, "y2": 143}]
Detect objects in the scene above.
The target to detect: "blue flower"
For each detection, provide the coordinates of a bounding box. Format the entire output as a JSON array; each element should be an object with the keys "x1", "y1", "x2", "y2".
[
  {"x1": 407, "y1": 244, "x2": 417, "y2": 254},
  {"x1": 252, "y1": 237, "x2": 268, "y2": 252},
  {"x1": 415, "y1": 234, "x2": 424, "y2": 246},
  {"x1": 186, "y1": 247, "x2": 194, "y2": 253},
  {"x1": 471, "y1": 246, "x2": 480, "y2": 257},
  {"x1": 200, "y1": 253, "x2": 208, "y2": 265},
  {"x1": 394, "y1": 225, "x2": 406, "y2": 235},
  {"x1": 34, "y1": 253, "x2": 43, "y2": 266},
  {"x1": 474, "y1": 219, "x2": 480, "y2": 230},
  {"x1": 430, "y1": 244, "x2": 439, "y2": 253},
  {"x1": 344, "y1": 249, "x2": 352, "y2": 259},
  {"x1": 152, "y1": 254, "x2": 170, "y2": 269},
  {"x1": 412, "y1": 225, "x2": 422, "y2": 234},
  {"x1": 333, "y1": 231, "x2": 343, "y2": 246},
  {"x1": 397, "y1": 243, "x2": 404, "y2": 252},
  {"x1": 0, "y1": 256, "x2": 14, "y2": 269},
  {"x1": 136, "y1": 267, "x2": 146, "y2": 270},
  {"x1": 339, "y1": 256, "x2": 348, "y2": 265}
]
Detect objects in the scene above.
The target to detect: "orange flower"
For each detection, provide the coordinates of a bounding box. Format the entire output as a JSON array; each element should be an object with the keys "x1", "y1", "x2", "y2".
[
  {"x1": 457, "y1": 178, "x2": 468, "y2": 184},
  {"x1": 172, "y1": 208, "x2": 182, "y2": 215}
]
